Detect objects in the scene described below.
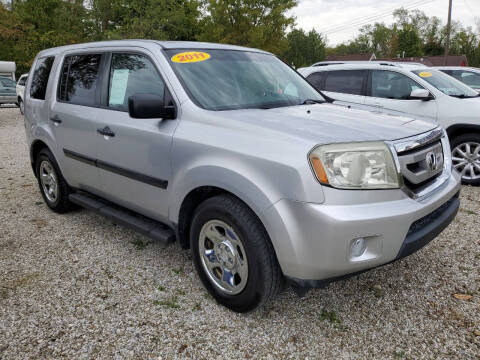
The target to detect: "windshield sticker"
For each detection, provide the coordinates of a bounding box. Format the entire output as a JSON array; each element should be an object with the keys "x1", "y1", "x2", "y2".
[
  {"x1": 171, "y1": 52, "x2": 211, "y2": 63},
  {"x1": 419, "y1": 71, "x2": 433, "y2": 78}
]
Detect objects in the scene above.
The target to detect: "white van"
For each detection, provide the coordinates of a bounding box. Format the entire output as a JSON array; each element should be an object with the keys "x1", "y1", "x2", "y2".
[
  {"x1": 0, "y1": 61, "x2": 16, "y2": 81},
  {"x1": 299, "y1": 62, "x2": 480, "y2": 185}
]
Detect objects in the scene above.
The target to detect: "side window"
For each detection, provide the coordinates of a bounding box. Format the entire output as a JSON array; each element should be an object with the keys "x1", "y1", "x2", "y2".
[
  {"x1": 18, "y1": 76, "x2": 27, "y2": 86},
  {"x1": 30, "y1": 56, "x2": 55, "y2": 100},
  {"x1": 108, "y1": 53, "x2": 165, "y2": 111},
  {"x1": 58, "y1": 54, "x2": 102, "y2": 106},
  {"x1": 371, "y1": 71, "x2": 424, "y2": 100},
  {"x1": 453, "y1": 70, "x2": 480, "y2": 88},
  {"x1": 307, "y1": 72, "x2": 326, "y2": 90},
  {"x1": 324, "y1": 70, "x2": 366, "y2": 95}
]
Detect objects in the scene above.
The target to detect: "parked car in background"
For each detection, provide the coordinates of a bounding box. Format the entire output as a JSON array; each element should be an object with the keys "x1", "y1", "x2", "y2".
[
  {"x1": 16, "y1": 73, "x2": 28, "y2": 114},
  {"x1": 435, "y1": 66, "x2": 480, "y2": 93},
  {"x1": 24, "y1": 41, "x2": 460, "y2": 312},
  {"x1": 0, "y1": 76, "x2": 17, "y2": 106},
  {"x1": 0, "y1": 61, "x2": 16, "y2": 81},
  {"x1": 299, "y1": 62, "x2": 480, "y2": 185}
]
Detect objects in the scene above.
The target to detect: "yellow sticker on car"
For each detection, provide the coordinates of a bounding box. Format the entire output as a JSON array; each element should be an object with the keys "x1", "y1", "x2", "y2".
[
  {"x1": 419, "y1": 71, "x2": 432, "y2": 78},
  {"x1": 171, "y1": 52, "x2": 211, "y2": 63}
]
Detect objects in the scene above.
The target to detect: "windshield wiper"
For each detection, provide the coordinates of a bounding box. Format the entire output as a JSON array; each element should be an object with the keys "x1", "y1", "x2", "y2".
[
  {"x1": 299, "y1": 99, "x2": 325, "y2": 105},
  {"x1": 450, "y1": 94, "x2": 480, "y2": 98}
]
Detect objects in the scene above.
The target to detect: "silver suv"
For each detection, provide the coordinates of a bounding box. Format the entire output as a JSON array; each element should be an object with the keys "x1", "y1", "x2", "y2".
[{"x1": 24, "y1": 41, "x2": 461, "y2": 312}]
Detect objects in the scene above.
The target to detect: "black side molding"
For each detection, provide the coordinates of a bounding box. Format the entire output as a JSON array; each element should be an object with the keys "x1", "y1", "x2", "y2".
[
  {"x1": 63, "y1": 149, "x2": 168, "y2": 189},
  {"x1": 69, "y1": 192, "x2": 175, "y2": 244}
]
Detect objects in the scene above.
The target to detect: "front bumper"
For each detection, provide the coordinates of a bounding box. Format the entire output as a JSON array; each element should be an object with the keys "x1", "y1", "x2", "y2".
[
  {"x1": 263, "y1": 170, "x2": 461, "y2": 286},
  {"x1": 0, "y1": 95, "x2": 17, "y2": 104}
]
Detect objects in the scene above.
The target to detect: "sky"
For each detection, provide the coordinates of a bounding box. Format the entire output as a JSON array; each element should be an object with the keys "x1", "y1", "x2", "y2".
[{"x1": 291, "y1": 0, "x2": 480, "y2": 46}]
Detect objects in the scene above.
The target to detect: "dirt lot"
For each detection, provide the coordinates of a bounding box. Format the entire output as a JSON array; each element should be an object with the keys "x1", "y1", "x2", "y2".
[{"x1": 0, "y1": 107, "x2": 479, "y2": 359}]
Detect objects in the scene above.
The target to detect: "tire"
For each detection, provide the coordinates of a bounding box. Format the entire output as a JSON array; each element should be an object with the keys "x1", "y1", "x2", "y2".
[
  {"x1": 35, "y1": 148, "x2": 75, "y2": 213},
  {"x1": 450, "y1": 133, "x2": 480, "y2": 186},
  {"x1": 18, "y1": 99, "x2": 24, "y2": 115},
  {"x1": 190, "y1": 194, "x2": 283, "y2": 312}
]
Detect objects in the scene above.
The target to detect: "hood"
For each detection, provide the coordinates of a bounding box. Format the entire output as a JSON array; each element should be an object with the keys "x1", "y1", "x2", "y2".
[{"x1": 219, "y1": 103, "x2": 437, "y2": 144}]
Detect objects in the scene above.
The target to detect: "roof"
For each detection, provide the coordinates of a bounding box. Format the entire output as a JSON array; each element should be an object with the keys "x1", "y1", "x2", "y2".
[
  {"x1": 377, "y1": 55, "x2": 468, "y2": 67},
  {"x1": 325, "y1": 53, "x2": 376, "y2": 61},
  {"x1": 433, "y1": 66, "x2": 480, "y2": 72},
  {"x1": 37, "y1": 40, "x2": 269, "y2": 57},
  {"x1": 298, "y1": 62, "x2": 430, "y2": 76}
]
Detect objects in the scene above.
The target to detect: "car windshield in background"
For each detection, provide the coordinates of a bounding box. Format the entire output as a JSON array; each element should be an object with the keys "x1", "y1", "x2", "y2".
[
  {"x1": 412, "y1": 69, "x2": 479, "y2": 98},
  {"x1": 166, "y1": 49, "x2": 324, "y2": 111},
  {"x1": 0, "y1": 77, "x2": 16, "y2": 87}
]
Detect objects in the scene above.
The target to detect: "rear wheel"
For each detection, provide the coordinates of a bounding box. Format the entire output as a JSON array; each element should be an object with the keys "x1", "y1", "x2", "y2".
[
  {"x1": 18, "y1": 98, "x2": 24, "y2": 115},
  {"x1": 35, "y1": 148, "x2": 75, "y2": 213},
  {"x1": 190, "y1": 194, "x2": 283, "y2": 312},
  {"x1": 451, "y1": 133, "x2": 480, "y2": 186}
]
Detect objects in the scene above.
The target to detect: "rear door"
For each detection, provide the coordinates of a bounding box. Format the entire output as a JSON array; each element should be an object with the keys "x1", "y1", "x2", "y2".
[
  {"x1": 49, "y1": 53, "x2": 104, "y2": 193},
  {"x1": 313, "y1": 70, "x2": 368, "y2": 106},
  {"x1": 93, "y1": 51, "x2": 178, "y2": 221},
  {"x1": 364, "y1": 70, "x2": 438, "y2": 121}
]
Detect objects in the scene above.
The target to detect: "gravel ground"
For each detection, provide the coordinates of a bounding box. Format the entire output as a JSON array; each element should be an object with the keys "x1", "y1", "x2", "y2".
[{"x1": 0, "y1": 107, "x2": 479, "y2": 359}]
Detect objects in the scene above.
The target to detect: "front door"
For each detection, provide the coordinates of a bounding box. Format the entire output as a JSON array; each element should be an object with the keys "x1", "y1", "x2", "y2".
[
  {"x1": 95, "y1": 52, "x2": 178, "y2": 221},
  {"x1": 364, "y1": 70, "x2": 438, "y2": 122}
]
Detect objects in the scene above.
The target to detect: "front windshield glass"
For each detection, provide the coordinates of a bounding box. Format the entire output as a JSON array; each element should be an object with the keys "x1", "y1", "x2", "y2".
[
  {"x1": 0, "y1": 77, "x2": 16, "y2": 87},
  {"x1": 412, "y1": 69, "x2": 479, "y2": 98},
  {"x1": 166, "y1": 49, "x2": 324, "y2": 110}
]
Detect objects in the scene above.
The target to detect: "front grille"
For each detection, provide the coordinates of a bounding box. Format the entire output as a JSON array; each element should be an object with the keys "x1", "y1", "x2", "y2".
[{"x1": 394, "y1": 130, "x2": 446, "y2": 195}]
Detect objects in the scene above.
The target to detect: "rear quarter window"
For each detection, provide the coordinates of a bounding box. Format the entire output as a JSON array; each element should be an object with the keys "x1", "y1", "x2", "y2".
[
  {"x1": 30, "y1": 57, "x2": 55, "y2": 100},
  {"x1": 324, "y1": 70, "x2": 367, "y2": 95}
]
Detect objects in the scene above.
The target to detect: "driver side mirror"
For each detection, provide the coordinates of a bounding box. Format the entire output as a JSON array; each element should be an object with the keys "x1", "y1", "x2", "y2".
[
  {"x1": 409, "y1": 89, "x2": 434, "y2": 101},
  {"x1": 128, "y1": 94, "x2": 176, "y2": 119}
]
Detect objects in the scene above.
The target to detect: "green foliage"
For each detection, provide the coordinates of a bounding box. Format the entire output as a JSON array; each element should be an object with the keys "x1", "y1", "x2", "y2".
[
  {"x1": 397, "y1": 25, "x2": 423, "y2": 57},
  {"x1": 328, "y1": 7, "x2": 479, "y2": 65},
  {"x1": 1, "y1": 2, "x2": 480, "y2": 77},
  {"x1": 199, "y1": 0, "x2": 297, "y2": 55},
  {"x1": 282, "y1": 28, "x2": 326, "y2": 67}
]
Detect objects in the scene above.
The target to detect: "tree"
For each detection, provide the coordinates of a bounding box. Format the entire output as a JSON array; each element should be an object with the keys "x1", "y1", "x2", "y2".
[
  {"x1": 199, "y1": 0, "x2": 297, "y2": 55},
  {"x1": 397, "y1": 24, "x2": 423, "y2": 57},
  {"x1": 283, "y1": 28, "x2": 326, "y2": 67}
]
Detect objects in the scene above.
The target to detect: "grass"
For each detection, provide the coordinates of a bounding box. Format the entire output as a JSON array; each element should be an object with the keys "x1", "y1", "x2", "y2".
[
  {"x1": 130, "y1": 238, "x2": 148, "y2": 250},
  {"x1": 393, "y1": 350, "x2": 406, "y2": 358},
  {"x1": 157, "y1": 284, "x2": 165, "y2": 291},
  {"x1": 193, "y1": 302, "x2": 202, "y2": 311},
  {"x1": 319, "y1": 309, "x2": 341, "y2": 324},
  {"x1": 153, "y1": 296, "x2": 180, "y2": 309},
  {"x1": 460, "y1": 208, "x2": 477, "y2": 215},
  {"x1": 172, "y1": 266, "x2": 183, "y2": 275}
]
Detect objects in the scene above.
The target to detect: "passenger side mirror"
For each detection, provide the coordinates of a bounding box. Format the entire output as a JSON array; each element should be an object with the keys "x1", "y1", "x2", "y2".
[
  {"x1": 128, "y1": 94, "x2": 176, "y2": 119},
  {"x1": 409, "y1": 89, "x2": 433, "y2": 101}
]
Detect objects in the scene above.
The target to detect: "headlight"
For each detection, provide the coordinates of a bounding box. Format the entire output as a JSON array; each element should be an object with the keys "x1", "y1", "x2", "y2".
[{"x1": 309, "y1": 142, "x2": 400, "y2": 189}]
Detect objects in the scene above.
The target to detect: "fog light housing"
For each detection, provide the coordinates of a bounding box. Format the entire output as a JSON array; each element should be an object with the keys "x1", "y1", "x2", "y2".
[{"x1": 350, "y1": 237, "x2": 367, "y2": 258}]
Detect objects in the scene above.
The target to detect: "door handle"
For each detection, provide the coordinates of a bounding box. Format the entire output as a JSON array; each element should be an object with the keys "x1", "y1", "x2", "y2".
[
  {"x1": 97, "y1": 126, "x2": 115, "y2": 137},
  {"x1": 50, "y1": 115, "x2": 62, "y2": 124}
]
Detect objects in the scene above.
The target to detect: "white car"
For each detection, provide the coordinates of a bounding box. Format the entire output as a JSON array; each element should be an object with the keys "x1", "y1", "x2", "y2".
[
  {"x1": 16, "y1": 73, "x2": 28, "y2": 114},
  {"x1": 434, "y1": 66, "x2": 480, "y2": 93},
  {"x1": 298, "y1": 62, "x2": 480, "y2": 185}
]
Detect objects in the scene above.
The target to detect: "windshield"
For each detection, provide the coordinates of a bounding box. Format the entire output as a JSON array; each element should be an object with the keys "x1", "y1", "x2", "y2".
[
  {"x1": 0, "y1": 77, "x2": 16, "y2": 87},
  {"x1": 166, "y1": 49, "x2": 324, "y2": 110},
  {"x1": 412, "y1": 69, "x2": 479, "y2": 98},
  {"x1": 450, "y1": 70, "x2": 480, "y2": 90}
]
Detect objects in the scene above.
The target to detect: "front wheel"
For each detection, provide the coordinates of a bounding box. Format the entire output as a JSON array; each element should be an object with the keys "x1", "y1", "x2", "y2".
[
  {"x1": 190, "y1": 195, "x2": 283, "y2": 312},
  {"x1": 451, "y1": 133, "x2": 480, "y2": 186},
  {"x1": 18, "y1": 99, "x2": 24, "y2": 115}
]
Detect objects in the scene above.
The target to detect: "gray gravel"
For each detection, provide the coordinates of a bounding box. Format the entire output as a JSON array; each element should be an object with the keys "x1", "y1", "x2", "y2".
[{"x1": 0, "y1": 107, "x2": 479, "y2": 359}]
